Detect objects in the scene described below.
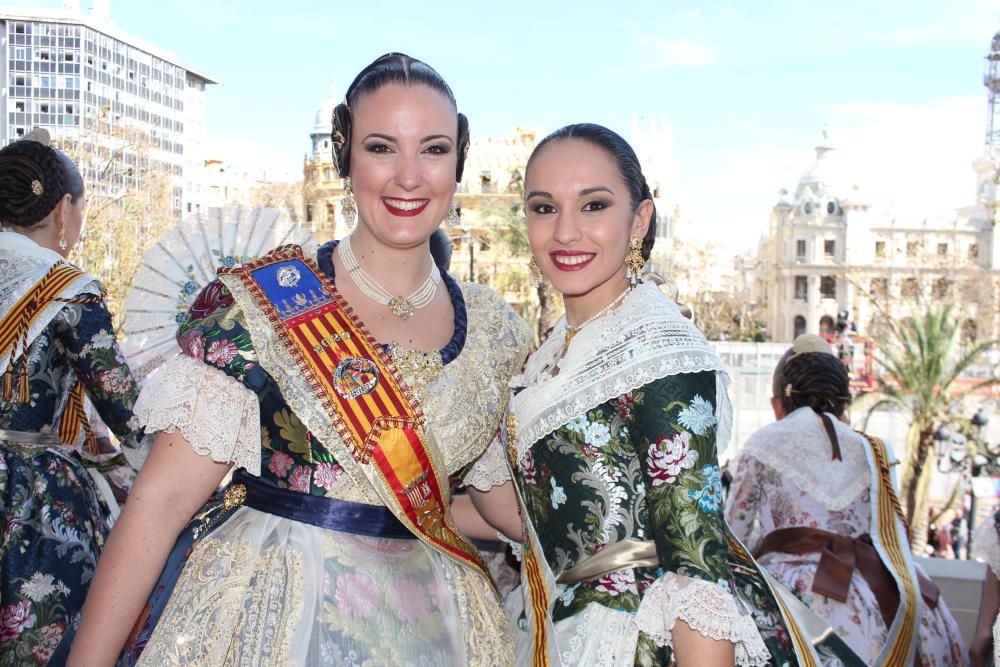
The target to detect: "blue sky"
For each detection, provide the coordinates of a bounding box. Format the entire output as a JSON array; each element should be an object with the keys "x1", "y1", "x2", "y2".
[{"x1": 10, "y1": 0, "x2": 1000, "y2": 250}]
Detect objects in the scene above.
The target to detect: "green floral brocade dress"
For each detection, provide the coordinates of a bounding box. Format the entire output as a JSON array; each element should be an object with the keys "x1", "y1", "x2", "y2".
[{"x1": 497, "y1": 283, "x2": 800, "y2": 666}]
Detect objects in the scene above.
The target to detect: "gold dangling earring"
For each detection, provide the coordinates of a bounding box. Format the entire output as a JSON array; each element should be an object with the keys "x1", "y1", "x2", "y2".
[
  {"x1": 445, "y1": 201, "x2": 460, "y2": 228},
  {"x1": 340, "y1": 177, "x2": 357, "y2": 228},
  {"x1": 626, "y1": 236, "x2": 644, "y2": 287},
  {"x1": 528, "y1": 256, "x2": 543, "y2": 287},
  {"x1": 58, "y1": 218, "x2": 68, "y2": 251}
]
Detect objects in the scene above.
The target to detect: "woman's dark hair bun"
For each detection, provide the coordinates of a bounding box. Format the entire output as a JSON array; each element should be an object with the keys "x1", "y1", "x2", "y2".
[{"x1": 0, "y1": 138, "x2": 65, "y2": 228}]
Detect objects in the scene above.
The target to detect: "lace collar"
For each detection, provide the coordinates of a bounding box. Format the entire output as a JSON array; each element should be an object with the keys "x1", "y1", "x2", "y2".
[
  {"x1": 508, "y1": 282, "x2": 731, "y2": 462},
  {"x1": 739, "y1": 406, "x2": 871, "y2": 511}
]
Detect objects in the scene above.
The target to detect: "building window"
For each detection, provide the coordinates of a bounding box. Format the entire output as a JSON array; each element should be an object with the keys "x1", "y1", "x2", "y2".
[
  {"x1": 906, "y1": 241, "x2": 919, "y2": 257},
  {"x1": 820, "y1": 276, "x2": 836, "y2": 299},
  {"x1": 793, "y1": 315, "x2": 806, "y2": 338},
  {"x1": 870, "y1": 278, "x2": 887, "y2": 299},
  {"x1": 969, "y1": 243, "x2": 979, "y2": 260},
  {"x1": 937, "y1": 243, "x2": 948, "y2": 256},
  {"x1": 932, "y1": 278, "x2": 951, "y2": 300},
  {"x1": 794, "y1": 276, "x2": 808, "y2": 300},
  {"x1": 823, "y1": 239, "x2": 835, "y2": 256},
  {"x1": 901, "y1": 278, "x2": 919, "y2": 298},
  {"x1": 875, "y1": 241, "x2": 885, "y2": 258},
  {"x1": 305, "y1": 204, "x2": 313, "y2": 223},
  {"x1": 795, "y1": 239, "x2": 806, "y2": 260}
]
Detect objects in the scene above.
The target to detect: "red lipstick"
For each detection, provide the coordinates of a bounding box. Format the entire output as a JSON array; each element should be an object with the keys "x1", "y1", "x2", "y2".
[{"x1": 381, "y1": 197, "x2": 430, "y2": 217}]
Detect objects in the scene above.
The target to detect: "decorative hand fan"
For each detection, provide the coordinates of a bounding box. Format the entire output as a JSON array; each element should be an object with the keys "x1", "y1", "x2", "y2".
[{"x1": 122, "y1": 204, "x2": 316, "y2": 380}]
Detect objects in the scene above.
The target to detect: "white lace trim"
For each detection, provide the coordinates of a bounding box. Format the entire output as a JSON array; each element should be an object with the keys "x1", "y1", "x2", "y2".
[
  {"x1": 509, "y1": 282, "x2": 731, "y2": 463},
  {"x1": 134, "y1": 355, "x2": 261, "y2": 475},
  {"x1": 739, "y1": 406, "x2": 870, "y2": 511},
  {"x1": 634, "y1": 573, "x2": 770, "y2": 667},
  {"x1": 973, "y1": 514, "x2": 1000, "y2": 578},
  {"x1": 462, "y1": 437, "x2": 512, "y2": 491}
]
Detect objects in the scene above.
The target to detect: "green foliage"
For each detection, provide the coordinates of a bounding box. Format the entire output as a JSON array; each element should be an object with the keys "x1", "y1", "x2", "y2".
[{"x1": 861, "y1": 303, "x2": 998, "y2": 551}]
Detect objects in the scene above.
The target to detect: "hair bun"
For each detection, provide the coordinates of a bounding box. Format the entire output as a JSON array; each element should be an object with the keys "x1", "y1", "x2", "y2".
[{"x1": 0, "y1": 138, "x2": 65, "y2": 227}]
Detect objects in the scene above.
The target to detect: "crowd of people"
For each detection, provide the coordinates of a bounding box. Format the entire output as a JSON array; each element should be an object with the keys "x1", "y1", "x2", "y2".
[{"x1": 0, "y1": 52, "x2": 993, "y2": 666}]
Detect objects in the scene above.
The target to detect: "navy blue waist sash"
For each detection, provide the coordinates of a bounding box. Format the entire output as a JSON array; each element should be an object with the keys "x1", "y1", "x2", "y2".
[{"x1": 232, "y1": 470, "x2": 416, "y2": 539}]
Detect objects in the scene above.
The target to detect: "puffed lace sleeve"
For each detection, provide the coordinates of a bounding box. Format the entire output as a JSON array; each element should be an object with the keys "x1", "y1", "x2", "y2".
[
  {"x1": 133, "y1": 355, "x2": 261, "y2": 475},
  {"x1": 630, "y1": 371, "x2": 769, "y2": 666},
  {"x1": 973, "y1": 511, "x2": 1000, "y2": 579},
  {"x1": 461, "y1": 436, "x2": 512, "y2": 491},
  {"x1": 635, "y1": 573, "x2": 769, "y2": 666}
]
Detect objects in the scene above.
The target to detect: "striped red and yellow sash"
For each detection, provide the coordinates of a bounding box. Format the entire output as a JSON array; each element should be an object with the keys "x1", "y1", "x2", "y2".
[
  {"x1": 860, "y1": 432, "x2": 920, "y2": 666},
  {"x1": 0, "y1": 261, "x2": 99, "y2": 449},
  {"x1": 0, "y1": 262, "x2": 84, "y2": 361},
  {"x1": 505, "y1": 411, "x2": 551, "y2": 667},
  {"x1": 221, "y1": 246, "x2": 494, "y2": 590}
]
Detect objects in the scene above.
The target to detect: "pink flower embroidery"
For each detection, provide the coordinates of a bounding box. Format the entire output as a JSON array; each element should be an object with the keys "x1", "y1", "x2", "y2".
[
  {"x1": 205, "y1": 340, "x2": 238, "y2": 367},
  {"x1": 334, "y1": 572, "x2": 378, "y2": 618},
  {"x1": 593, "y1": 569, "x2": 636, "y2": 596},
  {"x1": 31, "y1": 622, "x2": 63, "y2": 663},
  {"x1": 179, "y1": 331, "x2": 205, "y2": 360},
  {"x1": 0, "y1": 600, "x2": 35, "y2": 641},
  {"x1": 646, "y1": 431, "x2": 699, "y2": 486},
  {"x1": 98, "y1": 367, "x2": 132, "y2": 395},
  {"x1": 614, "y1": 393, "x2": 634, "y2": 420},
  {"x1": 268, "y1": 452, "x2": 293, "y2": 478},
  {"x1": 312, "y1": 462, "x2": 344, "y2": 491},
  {"x1": 388, "y1": 578, "x2": 430, "y2": 623},
  {"x1": 287, "y1": 466, "x2": 311, "y2": 493},
  {"x1": 520, "y1": 451, "x2": 537, "y2": 484}
]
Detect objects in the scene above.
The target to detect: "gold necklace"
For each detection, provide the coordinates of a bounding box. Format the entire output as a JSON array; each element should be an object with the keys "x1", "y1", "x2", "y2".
[{"x1": 560, "y1": 288, "x2": 630, "y2": 357}]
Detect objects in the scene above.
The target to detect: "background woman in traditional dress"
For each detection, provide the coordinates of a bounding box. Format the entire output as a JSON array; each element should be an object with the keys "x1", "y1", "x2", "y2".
[
  {"x1": 970, "y1": 510, "x2": 1000, "y2": 665},
  {"x1": 0, "y1": 131, "x2": 141, "y2": 665},
  {"x1": 469, "y1": 123, "x2": 807, "y2": 666},
  {"x1": 725, "y1": 337, "x2": 967, "y2": 666},
  {"x1": 68, "y1": 53, "x2": 528, "y2": 666}
]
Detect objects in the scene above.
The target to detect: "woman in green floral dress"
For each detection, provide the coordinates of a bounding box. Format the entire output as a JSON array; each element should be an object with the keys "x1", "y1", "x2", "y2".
[{"x1": 467, "y1": 124, "x2": 811, "y2": 666}]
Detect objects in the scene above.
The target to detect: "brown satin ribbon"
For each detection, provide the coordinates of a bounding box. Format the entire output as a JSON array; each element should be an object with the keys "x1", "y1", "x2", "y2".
[
  {"x1": 756, "y1": 527, "x2": 938, "y2": 630},
  {"x1": 557, "y1": 538, "x2": 659, "y2": 584}
]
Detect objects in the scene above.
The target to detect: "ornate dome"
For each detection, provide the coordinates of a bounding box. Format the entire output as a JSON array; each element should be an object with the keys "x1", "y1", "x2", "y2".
[
  {"x1": 793, "y1": 130, "x2": 852, "y2": 216},
  {"x1": 311, "y1": 77, "x2": 338, "y2": 138}
]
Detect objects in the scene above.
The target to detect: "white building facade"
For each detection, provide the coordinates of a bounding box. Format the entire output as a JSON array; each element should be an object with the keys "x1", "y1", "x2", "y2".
[{"x1": 0, "y1": 5, "x2": 215, "y2": 214}]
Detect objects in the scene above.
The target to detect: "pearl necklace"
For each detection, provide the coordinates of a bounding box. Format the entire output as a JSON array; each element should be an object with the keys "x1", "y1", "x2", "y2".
[
  {"x1": 561, "y1": 288, "x2": 630, "y2": 357},
  {"x1": 338, "y1": 235, "x2": 441, "y2": 319}
]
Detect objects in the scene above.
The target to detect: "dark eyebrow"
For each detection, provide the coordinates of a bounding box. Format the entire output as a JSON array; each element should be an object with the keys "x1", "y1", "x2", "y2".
[
  {"x1": 525, "y1": 190, "x2": 551, "y2": 200},
  {"x1": 421, "y1": 134, "x2": 454, "y2": 144},
  {"x1": 580, "y1": 186, "x2": 614, "y2": 196},
  {"x1": 362, "y1": 132, "x2": 396, "y2": 143}
]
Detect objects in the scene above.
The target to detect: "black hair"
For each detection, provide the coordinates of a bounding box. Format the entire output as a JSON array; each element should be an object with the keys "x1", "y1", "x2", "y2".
[
  {"x1": 331, "y1": 53, "x2": 470, "y2": 182},
  {"x1": 0, "y1": 133, "x2": 83, "y2": 228},
  {"x1": 428, "y1": 228, "x2": 453, "y2": 271},
  {"x1": 525, "y1": 123, "x2": 658, "y2": 260},
  {"x1": 778, "y1": 351, "x2": 852, "y2": 418}
]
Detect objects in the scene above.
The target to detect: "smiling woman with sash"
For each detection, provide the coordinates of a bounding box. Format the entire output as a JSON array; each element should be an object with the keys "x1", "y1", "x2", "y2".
[
  {"x1": 0, "y1": 131, "x2": 141, "y2": 665},
  {"x1": 726, "y1": 335, "x2": 967, "y2": 666},
  {"x1": 69, "y1": 54, "x2": 530, "y2": 667}
]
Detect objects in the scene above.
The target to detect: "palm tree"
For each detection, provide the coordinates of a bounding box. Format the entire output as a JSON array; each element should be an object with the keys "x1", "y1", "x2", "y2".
[{"x1": 860, "y1": 304, "x2": 998, "y2": 553}]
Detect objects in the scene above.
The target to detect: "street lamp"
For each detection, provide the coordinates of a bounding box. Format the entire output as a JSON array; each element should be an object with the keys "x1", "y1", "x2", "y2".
[{"x1": 934, "y1": 425, "x2": 954, "y2": 473}]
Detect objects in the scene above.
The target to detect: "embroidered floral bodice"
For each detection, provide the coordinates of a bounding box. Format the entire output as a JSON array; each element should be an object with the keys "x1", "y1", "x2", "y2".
[{"x1": 135, "y1": 253, "x2": 530, "y2": 505}]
